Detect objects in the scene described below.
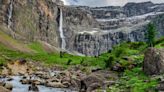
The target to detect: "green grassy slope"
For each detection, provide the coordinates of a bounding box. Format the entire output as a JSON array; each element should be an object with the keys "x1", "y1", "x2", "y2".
[{"x1": 0, "y1": 35, "x2": 163, "y2": 91}]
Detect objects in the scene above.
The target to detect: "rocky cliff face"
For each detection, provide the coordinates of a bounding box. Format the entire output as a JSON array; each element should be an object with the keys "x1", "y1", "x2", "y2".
[
  {"x1": 62, "y1": 6, "x2": 97, "y2": 51},
  {"x1": 73, "y1": 2, "x2": 164, "y2": 56},
  {"x1": 0, "y1": 0, "x2": 96, "y2": 52},
  {"x1": 0, "y1": 0, "x2": 62, "y2": 47},
  {"x1": 0, "y1": 1, "x2": 164, "y2": 56}
]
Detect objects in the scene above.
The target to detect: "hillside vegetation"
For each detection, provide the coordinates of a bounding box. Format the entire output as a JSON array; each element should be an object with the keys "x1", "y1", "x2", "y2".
[{"x1": 0, "y1": 32, "x2": 163, "y2": 91}]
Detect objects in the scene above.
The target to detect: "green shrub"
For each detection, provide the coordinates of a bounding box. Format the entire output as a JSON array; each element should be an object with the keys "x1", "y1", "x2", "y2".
[
  {"x1": 129, "y1": 42, "x2": 146, "y2": 50},
  {"x1": 108, "y1": 67, "x2": 158, "y2": 92},
  {"x1": 66, "y1": 59, "x2": 72, "y2": 65},
  {"x1": 155, "y1": 37, "x2": 164, "y2": 45},
  {"x1": 112, "y1": 47, "x2": 127, "y2": 58},
  {"x1": 104, "y1": 56, "x2": 114, "y2": 68}
]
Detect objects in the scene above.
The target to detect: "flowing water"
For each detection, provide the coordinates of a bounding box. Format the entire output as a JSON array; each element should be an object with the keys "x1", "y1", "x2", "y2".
[
  {"x1": 59, "y1": 8, "x2": 66, "y2": 50},
  {"x1": 7, "y1": 0, "x2": 13, "y2": 28},
  {"x1": 0, "y1": 76, "x2": 76, "y2": 92}
]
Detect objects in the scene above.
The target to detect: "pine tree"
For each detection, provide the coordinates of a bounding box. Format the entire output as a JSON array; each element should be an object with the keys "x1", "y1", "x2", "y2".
[{"x1": 146, "y1": 23, "x2": 156, "y2": 47}]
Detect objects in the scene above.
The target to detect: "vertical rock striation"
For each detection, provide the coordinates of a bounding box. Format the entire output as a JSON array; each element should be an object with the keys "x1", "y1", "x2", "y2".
[
  {"x1": 0, "y1": 1, "x2": 164, "y2": 56},
  {"x1": 73, "y1": 2, "x2": 164, "y2": 56}
]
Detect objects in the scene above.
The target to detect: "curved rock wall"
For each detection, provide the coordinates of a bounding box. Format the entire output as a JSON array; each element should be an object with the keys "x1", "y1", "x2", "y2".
[{"x1": 0, "y1": 1, "x2": 164, "y2": 56}]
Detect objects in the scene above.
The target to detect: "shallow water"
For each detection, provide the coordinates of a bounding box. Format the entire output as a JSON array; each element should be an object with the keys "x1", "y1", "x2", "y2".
[{"x1": 1, "y1": 76, "x2": 76, "y2": 92}]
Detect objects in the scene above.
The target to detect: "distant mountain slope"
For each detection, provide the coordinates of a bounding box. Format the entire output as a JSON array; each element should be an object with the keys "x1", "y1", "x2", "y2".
[{"x1": 0, "y1": 0, "x2": 164, "y2": 56}]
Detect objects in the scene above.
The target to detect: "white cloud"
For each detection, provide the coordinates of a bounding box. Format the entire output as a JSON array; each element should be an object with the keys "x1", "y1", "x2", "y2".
[{"x1": 61, "y1": 0, "x2": 164, "y2": 7}]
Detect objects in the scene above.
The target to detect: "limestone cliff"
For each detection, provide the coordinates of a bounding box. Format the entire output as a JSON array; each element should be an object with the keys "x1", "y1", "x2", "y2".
[
  {"x1": 74, "y1": 2, "x2": 164, "y2": 56},
  {"x1": 0, "y1": 0, "x2": 97, "y2": 53},
  {"x1": 0, "y1": 0, "x2": 62, "y2": 48},
  {"x1": 0, "y1": 1, "x2": 164, "y2": 56}
]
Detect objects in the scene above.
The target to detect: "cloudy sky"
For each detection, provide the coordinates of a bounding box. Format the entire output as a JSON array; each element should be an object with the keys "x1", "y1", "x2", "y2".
[{"x1": 61, "y1": 0, "x2": 164, "y2": 7}]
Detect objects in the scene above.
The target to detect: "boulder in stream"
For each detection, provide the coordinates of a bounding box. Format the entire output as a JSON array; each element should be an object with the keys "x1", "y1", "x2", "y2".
[
  {"x1": 28, "y1": 83, "x2": 39, "y2": 92},
  {"x1": 4, "y1": 83, "x2": 13, "y2": 90}
]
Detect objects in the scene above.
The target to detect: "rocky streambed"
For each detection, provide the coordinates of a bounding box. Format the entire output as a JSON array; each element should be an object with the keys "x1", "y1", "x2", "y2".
[
  {"x1": 0, "y1": 59, "x2": 118, "y2": 92},
  {"x1": 1, "y1": 76, "x2": 73, "y2": 92}
]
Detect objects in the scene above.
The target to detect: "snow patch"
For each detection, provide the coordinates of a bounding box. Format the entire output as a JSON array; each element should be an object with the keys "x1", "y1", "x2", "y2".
[
  {"x1": 96, "y1": 12, "x2": 164, "y2": 22},
  {"x1": 78, "y1": 30, "x2": 98, "y2": 35}
]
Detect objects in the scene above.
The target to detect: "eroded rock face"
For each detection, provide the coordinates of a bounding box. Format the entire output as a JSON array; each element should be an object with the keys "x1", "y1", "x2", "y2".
[
  {"x1": 73, "y1": 2, "x2": 164, "y2": 56},
  {"x1": 0, "y1": 0, "x2": 62, "y2": 47},
  {"x1": 0, "y1": 0, "x2": 164, "y2": 56},
  {"x1": 62, "y1": 6, "x2": 97, "y2": 51},
  {"x1": 143, "y1": 48, "x2": 164, "y2": 75},
  {"x1": 74, "y1": 25, "x2": 147, "y2": 56},
  {"x1": 0, "y1": 0, "x2": 97, "y2": 53}
]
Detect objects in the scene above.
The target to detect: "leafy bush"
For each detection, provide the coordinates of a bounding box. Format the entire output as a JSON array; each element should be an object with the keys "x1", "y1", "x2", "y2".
[
  {"x1": 66, "y1": 59, "x2": 72, "y2": 65},
  {"x1": 108, "y1": 68, "x2": 158, "y2": 92},
  {"x1": 155, "y1": 37, "x2": 164, "y2": 45},
  {"x1": 112, "y1": 46, "x2": 127, "y2": 58},
  {"x1": 129, "y1": 42, "x2": 146, "y2": 50},
  {"x1": 104, "y1": 56, "x2": 114, "y2": 68}
]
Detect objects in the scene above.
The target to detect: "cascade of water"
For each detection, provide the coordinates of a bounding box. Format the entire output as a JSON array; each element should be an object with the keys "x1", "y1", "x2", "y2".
[
  {"x1": 59, "y1": 8, "x2": 66, "y2": 50},
  {"x1": 7, "y1": 0, "x2": 13, "y2": 28}
]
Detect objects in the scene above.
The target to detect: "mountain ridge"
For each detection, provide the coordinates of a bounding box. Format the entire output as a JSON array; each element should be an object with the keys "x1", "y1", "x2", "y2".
[{"x1": 0, "y1": 0, "x2": 164, "y2": 56}]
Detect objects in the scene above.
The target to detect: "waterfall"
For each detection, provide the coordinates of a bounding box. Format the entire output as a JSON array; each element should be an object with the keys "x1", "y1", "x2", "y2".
[
  {"x1": 7, "y1": 0, "x2": 13, "y2": 28},
  {"x1": 59, "y1": 8, "x2": 66, "y2": 50}
]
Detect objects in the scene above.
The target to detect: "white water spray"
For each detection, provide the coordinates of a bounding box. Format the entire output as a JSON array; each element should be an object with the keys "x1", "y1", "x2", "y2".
[
  {"x1": 59, "y1": 8, "x2": 66, "y2": 50},
  {"x1": 8, "y1": 0, "x2": 13, "y2": 28}
]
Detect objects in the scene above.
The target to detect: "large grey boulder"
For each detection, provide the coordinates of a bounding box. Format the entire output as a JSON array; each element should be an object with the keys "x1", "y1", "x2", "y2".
[
  {"x1": 143, "y1": 48, "x2": 164, "y2": 75},
  {"x1": 81, "y1": 73, "x2": 105, "y2": 92}
]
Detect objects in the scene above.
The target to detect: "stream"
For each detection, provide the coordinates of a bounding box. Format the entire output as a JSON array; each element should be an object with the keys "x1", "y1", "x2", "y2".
[{"x1": 0, "y1": 76, "x2": 77, "y2": 92}]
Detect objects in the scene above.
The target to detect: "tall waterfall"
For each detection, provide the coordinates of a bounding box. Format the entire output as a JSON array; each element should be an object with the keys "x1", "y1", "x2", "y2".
[
  {"x1": 7, "y1": 0, "x2": 13, "y2": 28},
  {"x1": 59, "y1": 8, "x2": 66, "y2": 50}
]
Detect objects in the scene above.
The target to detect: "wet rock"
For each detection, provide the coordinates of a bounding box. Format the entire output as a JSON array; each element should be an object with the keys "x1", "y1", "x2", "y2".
[
  {"x1": 28, "y1": 83, "x2": 39, "y2": 92},
  {"x1": 20, "y1": 79, "x2": 31, "y2": 84},
  {"x1": 47, "y1": 78, "x2": 61, "y2": 83},
  {"x1": 4, "y1": 83, "x2": 13, "y2": 90},
  {"x1": 143, "y1": 48, "x2": 164, "y2": 75},
  {"x1": 33, "y1": 80, "x2": 43, "y2": 85},
  {"x1": 6, "y1": 77, "x2": 13, "y2": 81},
  {"x1": 22, "y1": 76, "x2": 27, "y2": 79},
  {"x1": 40, "y1": 74, "x2": 51, "y2": 80},
  {"x1": 46, "y1": 82, "x2": 66, "y2": 88},
  {"x1": 62, "y1": 81, "x2": 70, "y2": 88}
]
